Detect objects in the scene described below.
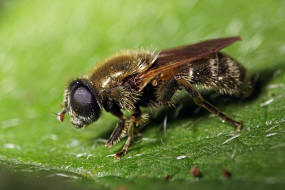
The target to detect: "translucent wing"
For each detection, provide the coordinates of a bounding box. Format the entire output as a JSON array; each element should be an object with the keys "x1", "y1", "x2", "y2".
[{"x1": 134, "y1": 36, "x2": 241, "y2": 90}]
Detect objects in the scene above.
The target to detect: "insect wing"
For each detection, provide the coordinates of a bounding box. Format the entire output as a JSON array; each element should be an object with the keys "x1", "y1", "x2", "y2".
[{"x1": 134, "y1": 36, "x2": 241, "y2": 90}]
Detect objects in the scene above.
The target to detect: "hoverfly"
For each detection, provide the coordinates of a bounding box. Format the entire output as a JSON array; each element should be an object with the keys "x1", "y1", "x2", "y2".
[{"x1": 58, "y1": 37, "x2": 247, "y2": 159}]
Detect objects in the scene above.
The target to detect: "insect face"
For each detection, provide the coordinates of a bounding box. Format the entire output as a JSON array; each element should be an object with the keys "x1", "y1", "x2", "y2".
[{"x1": 60, "y1": 79, "x2": 102, "y2": 128}]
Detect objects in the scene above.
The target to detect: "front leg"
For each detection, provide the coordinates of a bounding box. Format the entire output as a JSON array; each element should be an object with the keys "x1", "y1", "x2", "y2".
[
  {"x1": 106, "y1": 115, "x2": 127, "y2": 147},
  {"x1": 114, "y1": 109, "x2": 144, "y2": 159},
  {"x1": 105, "y1": 105, "x2": 145, "y2": 159},
  {"x1": 103, "y1": 100, "x2": 128, "y2": 147},
  {"x1": 114, "y1": 115, "x2": 136, "y2": 159}
]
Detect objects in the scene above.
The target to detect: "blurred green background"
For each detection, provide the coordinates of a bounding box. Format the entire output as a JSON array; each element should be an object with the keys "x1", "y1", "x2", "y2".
[{"x1": 0, "y1": 0, "x2": 285, "y2": 189}]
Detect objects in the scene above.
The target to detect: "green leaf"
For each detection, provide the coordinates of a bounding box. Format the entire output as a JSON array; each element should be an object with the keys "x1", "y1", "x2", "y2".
[{"x1": 0, "y1": 0, "x2": 285, "y2": 189}]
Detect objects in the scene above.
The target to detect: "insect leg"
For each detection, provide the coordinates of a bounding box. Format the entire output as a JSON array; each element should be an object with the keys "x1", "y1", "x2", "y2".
[
  {"x1": 176, "y1": 77, "x2": 242, "y2": 131},
  {"x1": 115, "y1": 109, "x2": 142, "y2": 159},
  {"x1": 106, "y1": 115, "x2": 127, "y2": 147}
]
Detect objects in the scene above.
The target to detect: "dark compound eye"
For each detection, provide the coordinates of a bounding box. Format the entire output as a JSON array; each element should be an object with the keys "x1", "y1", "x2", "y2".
[
  {"x1": 70, "y1": 83, "x2": 101, "y2": 121},
  {"x1": 73, "y1": 86, "x2": 93, "y2": 109}
]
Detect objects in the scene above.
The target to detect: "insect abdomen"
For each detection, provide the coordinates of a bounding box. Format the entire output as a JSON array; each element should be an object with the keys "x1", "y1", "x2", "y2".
[{"x1": 182, "y1": 53, "x2": 246, "y2": 94}]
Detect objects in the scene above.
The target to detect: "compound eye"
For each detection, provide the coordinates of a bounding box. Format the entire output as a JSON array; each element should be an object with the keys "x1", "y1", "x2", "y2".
[
  {"x1": 73, "y1": 87, "x2": 93, "y2": 108},
  {"x1": 70, "y1": 85, "x2": 99, "y2": 117}
]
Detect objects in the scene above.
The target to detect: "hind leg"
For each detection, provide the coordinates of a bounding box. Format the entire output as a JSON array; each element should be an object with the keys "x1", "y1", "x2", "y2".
[{"x1": 176, "y1": 77, "x2": 242, "y2": 131}]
